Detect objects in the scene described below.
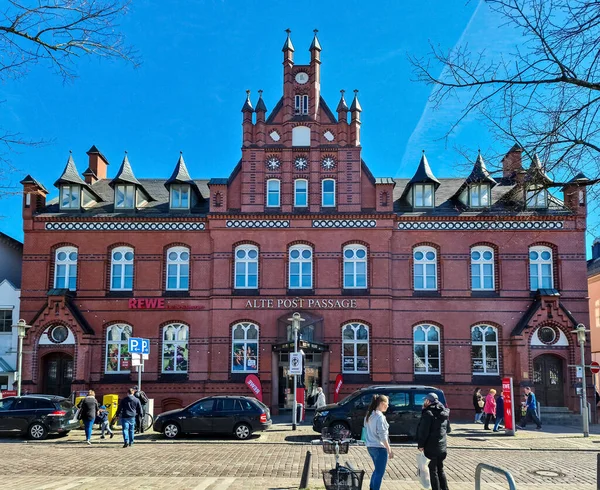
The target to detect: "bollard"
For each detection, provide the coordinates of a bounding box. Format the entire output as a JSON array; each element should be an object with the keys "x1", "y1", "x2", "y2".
[{"x1": 299, "y1": 450, "x2": 312, "y2": 489}]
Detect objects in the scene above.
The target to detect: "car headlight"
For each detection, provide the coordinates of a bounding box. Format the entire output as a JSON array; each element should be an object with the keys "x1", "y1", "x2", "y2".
[{"x1": 318, "y1": 411, "x2": 329, "y2": 417}]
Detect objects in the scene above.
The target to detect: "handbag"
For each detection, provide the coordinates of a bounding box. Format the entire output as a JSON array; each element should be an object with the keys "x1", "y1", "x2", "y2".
[
  {"x1": 478, "y1": 399, "x2": 485, "y2": 408},
  {"x1": 417, "y1": 452, "x2": 431, "y2": 489},
  {"x1": 360, "y1": 426, "x2": 367, "y2": 442}
]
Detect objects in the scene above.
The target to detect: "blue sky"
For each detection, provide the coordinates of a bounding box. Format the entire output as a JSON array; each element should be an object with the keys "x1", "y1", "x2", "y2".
[{"x1": 0, "y1": 0, "x2": 597, "y2": 254}]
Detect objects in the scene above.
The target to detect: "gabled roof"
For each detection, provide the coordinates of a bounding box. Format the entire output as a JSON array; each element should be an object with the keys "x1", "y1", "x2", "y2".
[
  {"x1": 408, "y1": 153, "x2": 441, "y2": 187},
  {"x1": 164, "y1": 153, "x2": 204, "y2": 201},
  {"x1": 320, "y1": 96, "x2": 338, "y2": 124},
  {"x1": 511, "y1": 291, "x2": 577, "y2": 336},
  {"x1": 110, "y1": 154, "x2": 141, "y2": 186},
  {"x1": 20, "y1": 174, "x2": 49, "y2": 194},
  {"x1": 452, "y1": 153, "x2": 498, "y2": 201}
]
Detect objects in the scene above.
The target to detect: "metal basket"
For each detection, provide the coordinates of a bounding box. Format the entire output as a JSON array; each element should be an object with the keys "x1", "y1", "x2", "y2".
[
  {"x1": 322, "y1": 440, "x2": 350, "y2": 454},
  {"x1": 322, "y1": 467, "x2": 365, "y2": 490},
  {"x1": 322, "y1": 427, "x2": 351, "y2": 441}
]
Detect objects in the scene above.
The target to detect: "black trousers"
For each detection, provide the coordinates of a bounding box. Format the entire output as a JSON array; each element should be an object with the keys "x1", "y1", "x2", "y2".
[
  {"x1": 483, "y1": 413, "x2": 494, "y2": 429},
  {"x1": 426, "y1": 451, "x2": 448, "y2": 490}
]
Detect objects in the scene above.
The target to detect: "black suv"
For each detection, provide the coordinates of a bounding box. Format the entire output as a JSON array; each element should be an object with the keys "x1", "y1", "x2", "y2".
[
  {"x1": 0, "y1": 395, "x2": 79, "y2": 440},
  {"x1": 153, "y1": 395, "x2": 272, "y2": 440},
  {"x1": 313, "y1": 385, "x2": 447, "y2": 439}
]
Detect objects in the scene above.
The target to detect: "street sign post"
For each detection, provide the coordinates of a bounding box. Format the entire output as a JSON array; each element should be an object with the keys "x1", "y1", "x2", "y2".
[
  {"x1": 289, "y1": 352, "x2": 303, "y2": 375},
  {"x1": 128, "y1": 337, "x2": 150, "y2": 392}
]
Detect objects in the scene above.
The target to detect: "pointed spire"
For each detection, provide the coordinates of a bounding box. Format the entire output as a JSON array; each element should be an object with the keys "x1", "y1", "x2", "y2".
[
  {"x1": 466, "y1": 151, "x2": 497, "y2": 186},
  {"x1": 54, "y1": 151, "x2": 86, "y2": 187},
  {"x1": 350, "y1": 89, "x2": 362, "y2": 112},
  {"x1": 255, "y1": 89, "x2": 267, "y2": 113},
  {"x1": 408, "y1": 151, "x2": 441, "y2": 187},
  {"x1": 166, "y1": 151, "x2": 193, "y2": 186},
  {"x1": 527, "y1": 153, "x2": 553, "y2": 184},
  {"x1": 241, "y1": 89, "x2": 254, "y2": 112},
  {"x1": 110, "y1": 151, "x2": 141, "y2": 186},
  {"x1": 282, "y1": 28, "x2": 295, "y2": 52},
  {"x1": 310, "y1": 29, "x2": 322, "y2": 51},
  {"x1": 531, "y1": 153, "x2": 542, "y2": 169},
  {"x1": 336, "y1": 90, "x2": 348, "y2": 112}
]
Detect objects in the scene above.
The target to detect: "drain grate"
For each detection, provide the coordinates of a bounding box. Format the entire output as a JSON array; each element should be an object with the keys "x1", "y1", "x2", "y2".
[{"x1": 531, "y1": 470, "x2": 564, "y2": 478}]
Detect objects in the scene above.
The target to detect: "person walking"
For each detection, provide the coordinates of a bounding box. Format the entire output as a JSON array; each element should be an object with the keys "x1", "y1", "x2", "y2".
[
  {"x1": 517, "y1": 386, "x2": 542, "y2": 430},
  {"x1": 315, "y1": 387, "x2": 326, "y2": 409},
  {"x1": 363, "y1": 394, "x2": 393, "y2": 490},
  {"x1": 493, "y1": 393, "x2": 505, "y2": 432},
  {"x1": 133, "y1": 385, "x2": 149, "y2": 433},
  {"x1": 417, "y1": 393, "x2": 451, "y2": 490},
  {"x1": 473, "y1": 387, "x2": 484, "y2": 423},
  {"x1": 78, "y1": 390, "x2": 99, "y2": 445},
  {"x1": 97, "y1": 405, "x2": 114, "y2": 439},
  {"x1": 483, "y1": 389, "x2": 497, "y2": 430},
  {"x1": 115, "y1": 387, "x2": 143, "y2": 448}
]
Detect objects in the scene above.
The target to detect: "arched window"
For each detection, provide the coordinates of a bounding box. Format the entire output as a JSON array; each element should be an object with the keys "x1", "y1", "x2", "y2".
[
  {"x1": 294, "y1": 179, "x2": 308, "y2": 207},
  {"x1": 105, "y1": 324, "x2": 132, "y2": 373},
  {"x1": 162, "y1": 323, "x2": 189, "y2": 373},
  {"x1": 289, "y1": 245, "x2": 313, "y2": 289},
  {"x1": 413, "y1": 246, "x2": 437, "y2": 290},
  {"x1": 471, "y1": 325, "x2": 499, "y2": 375},
  {"x1": 471, "y1": 246, "x2": 494, "y2": 290},
  {"x1": 413, "y1": 324, "x2": 440, "y2": 374},
  {"x1": 166, "y1": 246, "x2": 189, "y2": 290},
  {"x1": 342, "y1": 323, "x2": 369, "y2": 373},
  {"x1": 322, "y1": 179, "x2": 336, "y2": 207},
  {"x1": 110, "y1": 246, "x2": 134, "y2": 290},
  {"x1": 529, "y1": 246, "x2": 553, "y2": 290},
  {"x1": 343, "y1": 244, "x2": 367, "y2": 289},
  {"x1": 235, "y1": 245, "x2": 258, "y2": 289},
  {"x1": 267, "y1": 179, "x2": 280, "y2": 207},
  {"x1": 292, "y1": 126, "x2": 310, "y2": 146},
  {"x1": 54, "y1": 246, "x2": 78, "y2": 290},
  {"x1": 231, "y1": 322, "x2": 259, "y2": 373}
]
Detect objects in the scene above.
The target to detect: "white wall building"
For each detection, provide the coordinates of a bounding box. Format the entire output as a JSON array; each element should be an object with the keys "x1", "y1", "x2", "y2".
[{"x1": 0, "y1": 280, "x2": 20, "y2": 391}]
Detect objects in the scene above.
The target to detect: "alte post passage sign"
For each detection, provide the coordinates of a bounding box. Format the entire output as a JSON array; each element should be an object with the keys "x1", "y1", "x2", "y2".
[{"x1": 246, "y1": 298, "x2": 358, "y2": 309}]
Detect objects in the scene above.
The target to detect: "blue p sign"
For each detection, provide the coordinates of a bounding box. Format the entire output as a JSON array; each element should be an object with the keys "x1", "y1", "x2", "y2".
[
  {"x1": 128, "y1": 337, "x2": 150, "y2": 355},
  {"x1": 141, "y1": 338, "x2": 150, "y2": 355}
]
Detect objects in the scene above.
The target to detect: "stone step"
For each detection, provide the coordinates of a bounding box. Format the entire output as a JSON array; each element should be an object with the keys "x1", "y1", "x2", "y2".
[{"x1": 540, "y1": 406, "x2": 572, "y2": 413}]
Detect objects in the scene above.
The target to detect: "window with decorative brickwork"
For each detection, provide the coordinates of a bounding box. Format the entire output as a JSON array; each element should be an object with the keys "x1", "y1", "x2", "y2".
[
  {"x1": 54, "y1": 246, "x2": 78, "y2": 291},
  {"x1": 0, "y1": 310, "x2": 12, "y2": 333},
  {"x1": 413, "y1": 184, "x2": 434, "y2": 207},
  {"x1": 413, "y1": 246, "x2": 437, "y2": 290},
  {"x1": 170, "y1": 184, "x2": 190, "y2": 210},
  {"x1": 413, "y1": 324, "x2": 440, "y2": 374},
  {"x1": 115, "y1": 184, "x2": 135, "y2": 209},
  {"x1": 529, "y1": 246, "x2": 553, "y2": 290},
  {"x1": 166, "y1": 247, "x2": 189, "y2": 290},
  {"x1": 267, "y1": 179, "x2": 280, "y2": 207},
  {"x1": 162, "y1": 323, "x2": 189, "y2": 373},
  {"x1": 231, "y1": 322, "x2": 258, "y2": 373},
  {"x1": 111, "y1": 247, "x2": 134, "y2": 291},
  {"x1": 105, "y1": 324, "x2": 132, "y2": 374},
  {"x1": 342, "y1": 323, "x2": 369, "y2": 374},
  {"x1": 59, "y1": 184, "x2": 80, "y2": 210},
  {"x1": 471, "y1": 246, "x2": 494, "y2": 290},
  {"x1": 343, "y1": 245, "x2": 367, "y2": 289},
  {"x1": 235, "y1": 245, "x2": 258, "y2": 289},
  {"x1": 294, "y1": 179, "x2": 308, "y2": 207},
  {"x1": 294, "y1": 95, "x2": 309, "y2": 115},
  {"x1": 322, "y1": 179, "x2": 336, "y2": 207},
  {"x1": 292, "y1": 126, "x2": 310, "y2": 146},
  {"x1": 289, "y1": 245, "x2": 312, "y2": 289},
  {"x1": 471, "y1": 325, "x2": 499, "y2": 375}
]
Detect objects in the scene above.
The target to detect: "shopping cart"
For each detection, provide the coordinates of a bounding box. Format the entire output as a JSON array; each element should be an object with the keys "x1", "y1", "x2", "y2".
[{"x1": 312, "y1": 427, "x2": 365, "y2": 490}]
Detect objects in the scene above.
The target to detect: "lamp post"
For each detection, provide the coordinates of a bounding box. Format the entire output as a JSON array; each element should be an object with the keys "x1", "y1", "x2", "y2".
[
  {"x1": 13, "y1": 319, "x2": 31, "y2": 397},
  {"x1": 572, "y1": 323, "x2": 590, "y2": 437},
  {"x1": 288, "y1": 312, "x2": 305, "y2": 431}
]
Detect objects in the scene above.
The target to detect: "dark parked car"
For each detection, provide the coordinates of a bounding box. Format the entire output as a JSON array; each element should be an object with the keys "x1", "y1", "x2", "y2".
[
  {"x1": 0, "y1": 395, "x2": 79, "y2": 440},
  {"x1": 313, "y1": 385, "x2": 447, "y2": 439},
  {"x1": 153, "y1": 395, "x2": 272, "y2": 440}
]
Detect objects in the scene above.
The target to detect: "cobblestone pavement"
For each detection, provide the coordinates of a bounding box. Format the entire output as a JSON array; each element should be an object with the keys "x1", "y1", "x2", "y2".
[{"x1": 0, "y1": 421, "x2": 596, "y2": 489}]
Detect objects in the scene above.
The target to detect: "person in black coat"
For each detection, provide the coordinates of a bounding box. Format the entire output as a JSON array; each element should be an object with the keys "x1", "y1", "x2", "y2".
[
  {"x1": 473, "y1": 387, "x2": 483, "y2": 424},
  {"x1": 78, "y1": 389, "x2": 99, "y2": 445},
  {"x1": 417, "y1": 393, "x2": 451, "y2": 490}
]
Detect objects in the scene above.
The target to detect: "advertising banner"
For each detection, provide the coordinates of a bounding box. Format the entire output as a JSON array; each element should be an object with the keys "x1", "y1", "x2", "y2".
[
  {"x1": 502, "y1": 377, "x2": 516, "y2": 435},
  {"x1": 333, "y1": 374, "x2": 343, "y2": 403},
  {"x1": 244, "y1": 374, "x2": 263, "y2": 402}
]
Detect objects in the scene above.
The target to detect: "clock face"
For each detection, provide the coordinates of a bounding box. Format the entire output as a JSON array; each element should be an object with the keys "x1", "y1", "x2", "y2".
[
  {"x1": 266, "y1": 156, "x2": 281, "y2": 170},
  {"x1": 322, "y1": 156, "x2": 336, "y2": 170},
  {"x1": 269, "y1": 131, "x2": 281, "y2": 142},
  {"x1": 294, "y1": 156, "x2": 308, "y2": 170},
  {"x1": 295, "y1": 72, "x2": 309, "y2": 84}
]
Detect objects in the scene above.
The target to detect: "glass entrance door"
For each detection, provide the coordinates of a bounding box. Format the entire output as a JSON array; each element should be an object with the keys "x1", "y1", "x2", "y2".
[{"x1": 278, "y1": 352, "x2": 322, "y2": 409}]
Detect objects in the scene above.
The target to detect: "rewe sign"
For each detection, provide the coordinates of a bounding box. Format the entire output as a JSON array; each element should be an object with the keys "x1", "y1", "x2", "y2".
[{"x1": 244, "y1": 374, "x2": 263, "y2": 402}]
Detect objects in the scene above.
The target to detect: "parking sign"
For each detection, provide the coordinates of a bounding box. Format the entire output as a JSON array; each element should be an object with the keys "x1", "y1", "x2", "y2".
[{"x1": 128, "y1": 337, "x2": 150, "y2": 355}]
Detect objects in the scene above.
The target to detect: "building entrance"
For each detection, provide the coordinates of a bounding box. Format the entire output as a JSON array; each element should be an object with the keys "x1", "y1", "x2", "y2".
[
  {"x1": 533, "y1": 354, "x2": 565, "y2": 407},
  {"x1": 278, "y1": 352, "x2": 322, "y2": 409},
  {"x1": 43, "y1": 353, "x2": 74, "y2": 398}
]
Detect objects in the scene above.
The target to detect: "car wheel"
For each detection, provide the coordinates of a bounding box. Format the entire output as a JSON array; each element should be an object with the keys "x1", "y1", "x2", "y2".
[
  {"x1": 329, "y1": 421, "x2": 350, "y2": 437},
  {"x1": 28, "y1": 423, "x2": 48, "y2": 440},
  {"x1": 163, "y1": 422, "x2": 180, "y2": 439},
  {"x1": 234, "y1": 423, "x2": 252, "y2": 440}
]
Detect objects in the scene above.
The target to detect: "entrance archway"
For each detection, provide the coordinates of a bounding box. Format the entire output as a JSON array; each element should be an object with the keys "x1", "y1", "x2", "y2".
[
  {"x1": 42, "y1": 353, "x2": 74, "y2": 398},
  {"x1": 533, "y1": 354, "x2": 565, "y2": 407}
]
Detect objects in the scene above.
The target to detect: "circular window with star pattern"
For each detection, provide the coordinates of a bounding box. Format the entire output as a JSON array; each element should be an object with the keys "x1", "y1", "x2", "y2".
[
  {"x1": 294, "y1": 156, "x2": 308, "y2": 170},
  {"x1": 321, "y1": 156, "x2": 336, "y2": 170}
]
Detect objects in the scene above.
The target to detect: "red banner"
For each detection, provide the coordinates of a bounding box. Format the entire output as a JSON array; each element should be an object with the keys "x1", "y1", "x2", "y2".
[
  {"x1": 502, "y1": 377, "x2": 515, "y2": 433},
  {"x1": 244, "y1": 374, "x2": 263, "y2": 402},
  {"x1": 333, "y1": 374, "x2": 343, "y2": 403},
  {"x1": 1, "y1": 390, "x2": 17, "y2": 398}
]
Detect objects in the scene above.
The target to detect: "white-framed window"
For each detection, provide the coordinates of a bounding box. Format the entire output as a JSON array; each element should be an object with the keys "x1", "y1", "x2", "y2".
[
  {"x1": 471, "y1": 325, "x2": 499, "y2": 375},
  {"x1": 413, "y1": 184, "x2": 434, "y2": 207},
  {"x1": 322, "y1": 179, "x2": 336, "y2": 207},
  {"x1": 469, "y1": 184, "x2": 490, "y2": 207},
  {"x1": 343, "y1": 244, "x2": 367, "y2": 289},
  {"x1": 295, "y1": 95, "x2": 309, "y2": 115},
  {"x1": 292, "y1": 126, "x2": 311, "y2": 146},
  {"x1": 105, "y1": 324, "x2": 132, "y2": 373},
  {"x1": 166, "y1": 246, "x2": 190, "y2": 290},
  {"x1": 235, "y1": 245, "x2": 258, "y2": 289},
  {"x1": 342, "y1": 323, "x2": 369, "y2": 373},
  {"x1": 267, "y1": 179, "x2": 280, "y2": 207},
  {"x1": 54, "y1": 246, "x2": 78, "y2": 290},
  {"x1": 471, "y1": 246, "x2": 494, "y2": 290},
  {"x1": 413, "y1": 324, "x2": 441, "y2": 374},
  {"x1": 231, "y1": 322, "x2": 259, "y2": 373},
  {"x1": 110, "y1": 246, "x2": 134, "y2": 290},
  {"x1": 0, "y1": 310, "x2": 13, "y2": 333},
  {"x1": 529, "y1": 246, "x2": 553, "y2": 290},
  {"x1": 115, "y1": 184, "x2": 135, "y2": 209},
  {"x1": 60, "y1": 184, "x2": 80, "y2": 209},
  {"x1": 294, "y1": 179, "x2": 308, "y2": 207},
  {"x1": 289, "y1": 245, "x2": 313, "y2": 289},
  {"x1": 170, "y1": 184, "x2": 190, "y2": 209},
  {"x1": 413, "y1": 246, "x2": 437, "y2": 290},
  {"x1": 526, "y1": 186, "x2": 547, "y2": 208},
  {"x1": 162, "y1": 323, "x2": 189, "y2": 373}
]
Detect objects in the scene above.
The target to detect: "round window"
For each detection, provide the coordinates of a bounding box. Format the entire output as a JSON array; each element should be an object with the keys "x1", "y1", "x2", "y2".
[
  {"x1": 538, "y1": 327, "x2": 557, "y2": 344},
  {"x1": 471, "y1": 251, "x2": 481, "y2": 260},
  {"x1": 180, "y1": 252, "x2": 189, "y2": 261},
  {"x1": 483, "y1": 251, "x2": 493, "y2": 260},
  {"x1": 290, "y1": 250, "x2": 300, "y2": 259},
  {"x1": 301, "y1": 250, "x2": 311, "y2": 259},
  {"x1": 344, "y1": 250, "x2": 354, "y2": 259},
  {"x1": 414, "y1": 251, "x2": 424, "y2": 260},
  {"x1": 169, "y1": 252, "x2": 178, "y2": 260},
  {"x1": 356, "y1": 249, "x2": 366, "y2": 259},
  {"x1": 426, "y1": 251, "x2": 436, "y2": 260},
  {"x1": 50, "y1": 325, "x2": 69, "y2": 344},
  {"x1": 247, "y1": 250, "x2": 257, "y2": 259},
  {"x1": 236, "y1": 250, "x2": 245, "y2": 259},
  {"x1": 113, "y1": 251, "x2": 122, "y2": 261},
  {"x1": 57, "y1": 252, "x2": 67, "y2": 261}
]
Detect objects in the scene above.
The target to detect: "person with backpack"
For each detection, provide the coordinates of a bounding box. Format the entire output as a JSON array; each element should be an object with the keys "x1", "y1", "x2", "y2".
[
  {"x1": 417, "y1": 393, "x2": 451, "y2": 490},
  {"x1": 133, "y1": 385, "x2": 148, "y2": 432}
]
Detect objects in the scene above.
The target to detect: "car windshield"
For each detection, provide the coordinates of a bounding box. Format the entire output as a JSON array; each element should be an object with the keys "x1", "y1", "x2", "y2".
[{"x1": 338, "y1": 390, "x2": 362, "y2": 406}]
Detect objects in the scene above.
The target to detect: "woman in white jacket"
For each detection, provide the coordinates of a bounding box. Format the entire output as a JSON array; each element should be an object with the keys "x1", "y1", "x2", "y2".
[
  {"x1": 363, "y1": 394, "x2": 394, "y2": 490},
  {"x1": 315, "y1": 387, "x2": 326, "y2": 409}
]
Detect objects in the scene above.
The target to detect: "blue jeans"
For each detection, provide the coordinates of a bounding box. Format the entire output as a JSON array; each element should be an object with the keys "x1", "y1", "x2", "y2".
[
  {"x1": 122, "y1": 417, "x2": 136, "y2": 445},
  {"x1": 493, "y1": 416, "x2": 504, "y2": 431},
  {"x1": 83, "y1": 419, "x2": 94, "y2": 441},
  {"x1": 367, "y1": 447, "x2": 388, "y2": 490}
]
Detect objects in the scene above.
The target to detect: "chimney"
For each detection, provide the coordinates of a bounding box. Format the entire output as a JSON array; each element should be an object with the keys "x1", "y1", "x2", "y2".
[
  {"x1": 20, "y1": 175, "x2": 48, "y2": 231},
  {"x1": 593, "y1": 239, "x2": 600, "y2": 260},
  {"x1": 502, "y1": 144, "x2": 523, "y2": 178},
  {"x1": 86, "y1": 145, "x2": 109, "y2": 180}
]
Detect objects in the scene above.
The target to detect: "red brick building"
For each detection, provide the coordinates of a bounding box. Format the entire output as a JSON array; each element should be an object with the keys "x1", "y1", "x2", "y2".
[{"x1": 18, "y1": 32, "x2": 591, "y2": 420}]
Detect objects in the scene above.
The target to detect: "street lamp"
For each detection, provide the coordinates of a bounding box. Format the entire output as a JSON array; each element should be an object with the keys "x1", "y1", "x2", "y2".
[
  {"x1": 572, "y1": 323, "x2": 590, "y2": 437},
  {"x1": 288, "y1": 312, "x2": 305, "y2": 431},
  {"x1": 13, "y1": 319, "x2": 31, "y2": 397}
]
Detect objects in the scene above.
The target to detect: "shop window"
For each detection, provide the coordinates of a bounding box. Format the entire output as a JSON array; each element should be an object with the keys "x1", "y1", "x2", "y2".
[
  {"x1": 342, "y1": 323, "x2": 369, "y2": 374},
  {"x1": 413, "y1": 324, "x2": 440, "y2": 374},
  {"x1": 343, "y1": 245, "x2": 367, "y2": 289},
  {"x1": 529, "y1": 246, "x2": 553, "y2": 290},
  {"x1": 54, "y1": 246, "x2": 78, "y2": 291},
  {"x1": 471, "y1": 325, "x2": 499, "y2": 375},
  {"x1": 231, "y1": 322, "x2": 259, "y2": 373},
  {"x1": 289, "y1": 245, "x2": 312, "y2": 289},
  {"x1": 413, "y1": 246, "x2": 437, "y2": 290},
  {"x1": 471, "y1": 246, "x2": 494, "y2": 290},
  {"x1": 105, "y1": 324, "x2": 132, "y2": 374},
  {"x1": 235, "y1": 245, "x2": 258, "y2": 289},
  {"x1": 162, "y1": 323, "x2": 189, "y2": 373},
  {"x1": 166, "y1": 246, "x2": 190, "y2": 290},
  {"x1": 111, "y1": 246, "x2": 134, "y2": 290}
]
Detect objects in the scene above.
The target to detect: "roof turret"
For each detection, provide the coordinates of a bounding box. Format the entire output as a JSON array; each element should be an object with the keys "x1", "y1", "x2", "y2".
[
  {"x1": 309, "y1": 29, "x2": 322, "y2": 51},
  {"x1": 110, "y1": 152, "x2": 141, "y2": 187},
  {"x1": 282, "y1": 28, "x2": 294, "y2": 52},
  {"x1": 349, "y1": 89, "x2": 362, "y2": 112},
  {"x1": 465, "y1": 151, "x2": 498, "y2": 186},
  {"x1": 53, "y1": 152, "x2": 87, "y2": 187},
  {"x1": 336, "y1": 90, "x2": 348, "y2": 112},
  {"x1": 255, "y1": 90, "x2": 267, "y2": 113},
  {"x1": 408, "y1": 151, "x2": 441, "y2": 187},
  {"x1": 241, "y1": 90, "x2": 254, "y2": 113}
]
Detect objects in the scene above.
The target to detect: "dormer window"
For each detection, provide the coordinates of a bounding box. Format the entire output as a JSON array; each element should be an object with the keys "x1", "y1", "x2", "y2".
[
  {"x1": 115, "y1": 184, "x2": 135, "y2": 209},
  {"x1": 170, "y1": 184, "x2": 190, "y2": 209},
  {"x1": 469, "y1": 184, "x2": 490, "y2": 207},
  {"x1": 60, "y1": 184, "x2": 80, "y2": 210},
  {"x1": 526, "y1": 186, "x2": 547, "y2": 208},
  {"x1": 414, "y1": 184, "x2": 434, "y2": 208},
  {"x1": 295, "y1": 95, "x2": 309, "y2": 115}
]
